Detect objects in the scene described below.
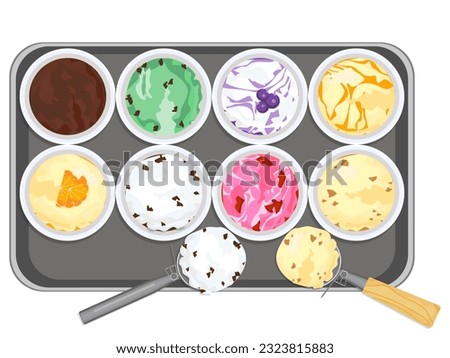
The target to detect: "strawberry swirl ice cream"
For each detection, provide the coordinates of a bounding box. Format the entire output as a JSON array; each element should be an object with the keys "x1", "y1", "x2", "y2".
[{"x1": 221, "y1": 153, "x2": 299, "y2": 232}]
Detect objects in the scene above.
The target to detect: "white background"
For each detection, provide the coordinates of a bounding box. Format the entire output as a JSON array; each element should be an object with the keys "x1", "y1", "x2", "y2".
[{"x1": 1, "y1": 1, "x2": 448, "y2": 357}]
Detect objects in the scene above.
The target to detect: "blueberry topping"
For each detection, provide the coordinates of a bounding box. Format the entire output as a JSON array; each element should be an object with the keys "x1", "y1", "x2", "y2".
[
  {"x1": 266, "y1": 94, "x2": 280, "y2": 109},
  {"x1": 256, "y1": 101, "x2": 269, "y2": 113},
  {"x1": 256, "y1": 89, "x2": 269, "y2": 101}
]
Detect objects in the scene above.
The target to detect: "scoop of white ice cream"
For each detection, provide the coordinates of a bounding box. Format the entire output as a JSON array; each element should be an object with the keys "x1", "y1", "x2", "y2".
[
  {"x1": 125, "y1": 153, "x2": 203, "y2": 232},
  {"x1": 179, "y1": 227, "x2": 246, "y2": 293}
]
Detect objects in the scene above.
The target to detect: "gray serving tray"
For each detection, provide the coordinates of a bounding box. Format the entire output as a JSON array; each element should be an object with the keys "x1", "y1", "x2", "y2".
[{"x1": 10, "y1": 43, "x2": 414, "y2": 291}]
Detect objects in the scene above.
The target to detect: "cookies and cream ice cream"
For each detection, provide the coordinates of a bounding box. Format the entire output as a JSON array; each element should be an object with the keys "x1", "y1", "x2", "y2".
[
  {"x1": 124, "y1": 153, "x2": 204, "y2": 232},
  {"x1": 318, "y1": 57, "x2": 395, "y2": 135},
  {"x1": 317, "y1": 153, "x2": 396, "y2": 232},
  {"x1": 221, "y1": 57, "x2": 300, "y2": 136},
  {"x1": 276, "y1": 226, "x2": 340, "y2": 288},
  {"x1": 125, "y1": 58, "x2": 203, "y2": 135},
  {"x1": 28, "y1": 154, "x2": 107, "y2": 231},
  {"x1": 221, "y1": 153, "x2": 299, "y2": 232},
  {"x1": 179, "y1": 227, "x2": 246, "y2": 294}
]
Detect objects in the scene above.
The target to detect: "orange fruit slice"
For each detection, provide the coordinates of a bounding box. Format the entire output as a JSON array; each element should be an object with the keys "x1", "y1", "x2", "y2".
[{"x1": 56, "y1": 170, "x2": 89, "y2": 208}]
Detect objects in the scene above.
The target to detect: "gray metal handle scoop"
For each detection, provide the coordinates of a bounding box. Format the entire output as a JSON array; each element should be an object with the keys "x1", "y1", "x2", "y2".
[{"x1": 80, "y1": 260, "x2": 187, "y2": 324}]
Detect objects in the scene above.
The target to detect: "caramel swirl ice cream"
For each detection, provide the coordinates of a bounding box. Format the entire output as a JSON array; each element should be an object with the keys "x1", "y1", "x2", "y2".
[{"x1": 318, "y1": 57, "x2": 395, "y2": 135}]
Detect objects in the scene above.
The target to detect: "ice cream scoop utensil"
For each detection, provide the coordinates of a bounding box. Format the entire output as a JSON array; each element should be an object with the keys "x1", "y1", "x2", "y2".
[
  {"x1": 324, "y1": 270, "x2": 440, "y2": 327},
  {"x1": 79, "y1": 256, "x2": 189, "y2": 324}
]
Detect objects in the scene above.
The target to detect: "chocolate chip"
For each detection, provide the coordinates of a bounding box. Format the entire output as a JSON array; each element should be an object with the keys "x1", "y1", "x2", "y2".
[
  {"x1": 327, "y1": 189, "x2": 337, "y2": 198},
  {"x1": 179, "y1": 120, "x2": 184, "y2": 128},
  {"x1": 206, "y1": 272, "x2": 211, "y2": 278},
  {"x1": 203, "y1": 228, "x2": 206, "y2": 232},
  {"x1": 172, "y1": 196, "x2": 180, "y2": 201},
  {"x1": 232, "y1": 271, "x2": 241, "y2": 282},
  {"x1": 158, "y1": 58, "x2": 164, "y2": 66},
  {"x1": 189, "y1": 170, "x2": 200, "y2": 181},
  {"x1": 181, "y1": 64, "x2": 187, "y2": 69},
  {"x1": 134, "y1": 110, "x2": 140, "y2": 116},
  {"x1": 360, "y1": 227, "x2": 369, "y2": 231},
  {"x1": 193, "y1": 251, "x2": 197, "y2": 257},
  {"x1": 186, "y1": 267, "x2": 189, "y2": 272},
  {"x1": 210, "y1": 267, "x2": 215, "y2": 273},
  {"x1": 284, "y1": 239, "x2": 290, "y2": 245},
  {"x1": 341, "y1": 159, "x2": 349, "y2": 166},
  {"x1": 133, "y1": 213, "x2": 140, "y2": 218},
  {"x1": 163, "y1": 81, "x2": 168, "y2": 89},
  {"x1": 291, "y1": 263, "x2": 296, "y2": 269},
  {"x1": 155, "y1": 155, "x2": 166, "y2": 163},
  {"x1": 194, "y1": 191, "x2": 200, "y2": 195},
  {"x1": 153, "y1": 125, "x2": 159, "y2": 132},
  {"x1": 221, "y1": 281, "x2": 225, "y2": 286},
  {"x1": 233, "y1": 240, "x2": 241, "y2": 249},
  {"x1": 147, "y1": 205, "x2": 153, "y2": 211},
  {"x1": 168, "y1": 227, "x2": 177, "y2": 231},
  {"x1": 182, "y1": 243, "x2": 187, "y2": 249},
  {"x1": 126, "y1": 94, "x2": 133, "y2": 105},
  {"x1": 142, "y1": 222, "x2": 148, "y2": 228},
  {"x1": 172, "y1": 106, "x2": 178, "y2": 112},
  {"x1": 137, "y1": 67, "x2": 142, "y2": 74},
  {"x1": 141, "y1": 63, "x2": 147, "y2": 68},
  {"x1": 161, "y1": 222, "x2": 166, "y2": 226},
  {"x1": 319, "y1": 241, "x2": 323, "y2": 246},
  {"x1": 142, "y1": 164, "x2": 149, "y2": 171},
  {"x1": 125, "y1": 184, "x2": 131, "y2": 190},
  {"x1": 369, "y1": 176, "x2": 377, "y2": 182},
  {"x1": 199, "y1": 289, "x2": 206, "y2": 294},
  {"x1": 332, "y1": 201, "x2": 339, "y2": 206},
  {"x1": 168, "y1": 78, "x2": 173, "y2": 85},
  {"x1": 310, "y1": 235, "x2": 317, "y2": 242},
  {"x1": 386, "y1": 187, "x2": 392, "y2": 192},
  {"x1": 223, "y1": 233, "x2": 228, "y2": 240}
]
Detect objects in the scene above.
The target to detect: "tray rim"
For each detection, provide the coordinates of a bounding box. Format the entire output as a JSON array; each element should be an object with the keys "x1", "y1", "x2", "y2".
[{"x1": 10, "y1": 42, "x2": 414, "y2": 292}]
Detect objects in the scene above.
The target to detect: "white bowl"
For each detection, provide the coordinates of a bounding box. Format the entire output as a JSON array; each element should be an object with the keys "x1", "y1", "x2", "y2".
[
  {"x1": 116, "y1": 49, "x2": 211, "y2": 144},
  {"x1": 308, "y1": 49, "x2": 404, "y2": 144},
  {"x1": 116, "y1": 145, "x2": 211, "y2": 241},
  {"x1": 20, "y1": 146, "x2": 116, "y2": 241},
  {"x1": 212, "y1": 145, "x2": 308, "y2": 241},
  {"x1": 308, "y1": 145, "x2": 404, "y2": 241},
  {"x1": 212, "y1": 49, "x2": 308, "y2": 144},
  {"x1": 20, "y1": 49, "x2": 115, "y2": 144}
]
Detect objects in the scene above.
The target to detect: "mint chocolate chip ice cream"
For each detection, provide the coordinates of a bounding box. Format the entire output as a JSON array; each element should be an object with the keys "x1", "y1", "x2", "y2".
[{"x1": 125, "y1": 58, "x2": 203, "y2": 135}]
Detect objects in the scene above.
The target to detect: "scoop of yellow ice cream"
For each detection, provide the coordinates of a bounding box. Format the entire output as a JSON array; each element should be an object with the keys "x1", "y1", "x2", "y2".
[
  {"x1": 318, "y1": 57, "x2": 395, "y2": 135},
  {"x1": 28, "y1": 154, "x2": 107, "y2": 231},
  {"x1": 318, "y1": 153, "x2": 395, "y2": 232},
  {"x1": 276, "y1": 226, "x2": 340, "y2": 289}
]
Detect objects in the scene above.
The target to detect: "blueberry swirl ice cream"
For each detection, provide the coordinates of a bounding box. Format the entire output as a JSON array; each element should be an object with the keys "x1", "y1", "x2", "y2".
[
  {"x1": 221, "y1": 153, "x2": 299, "y2": 232},
  {"x1": 220, "y1": 57, "x2": 300, "y2": 136}
]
